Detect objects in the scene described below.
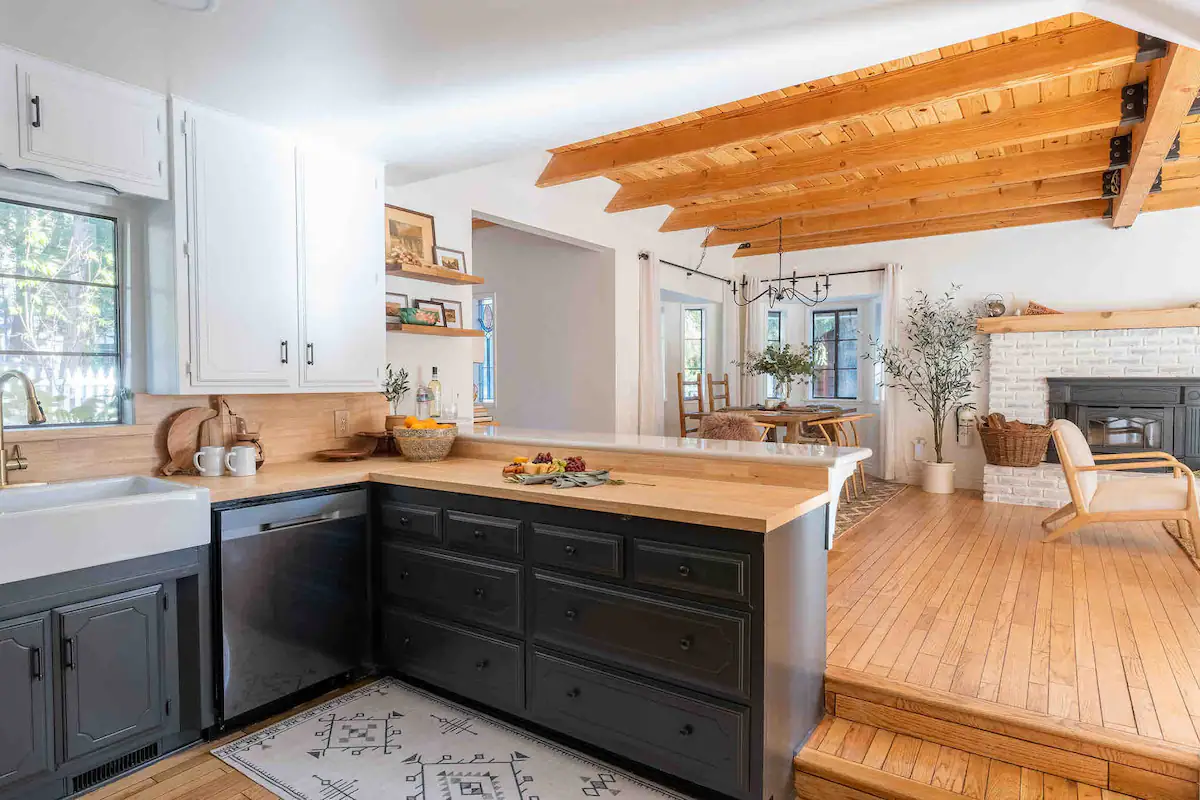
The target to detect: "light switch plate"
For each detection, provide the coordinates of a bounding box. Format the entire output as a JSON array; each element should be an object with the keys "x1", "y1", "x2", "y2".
[{"x1": 334, "y1": 410, "x2": 349, "y2": 438}]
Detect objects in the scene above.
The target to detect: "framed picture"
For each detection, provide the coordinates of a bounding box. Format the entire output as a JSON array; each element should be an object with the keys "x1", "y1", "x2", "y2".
[
  {"x1": 433, "y1": 298, "x2": 463, "y2": 329},
  {"x1": 434, "y1": 246, "x2": 467, "y2": 273},
  {"x1": 385, "y1": 206, "x2": 437, "y2": 265},
  {"x1": 415, "y1": 299, "x2": 447, "y2": 326},
  {"x1": 385, "y1": 292, "x2": 409, "y2": 322}
]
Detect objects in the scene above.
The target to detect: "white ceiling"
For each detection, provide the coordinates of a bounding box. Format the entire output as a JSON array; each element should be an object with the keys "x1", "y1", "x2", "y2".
[{"x1": 2, "y1": 0, "x2": 1198, "y2": 183}]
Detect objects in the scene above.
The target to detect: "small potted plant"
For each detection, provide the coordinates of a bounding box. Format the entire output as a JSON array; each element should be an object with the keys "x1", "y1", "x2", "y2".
[
  {"x1": 734, "y1": 343, "x2": 815, "y2": 407},
  {"x1": 381, "y1": 364, "x2": 410, "y2": 431},
  {"x1": 869, "y1": 286, "x2": 984, "y2": 494}
]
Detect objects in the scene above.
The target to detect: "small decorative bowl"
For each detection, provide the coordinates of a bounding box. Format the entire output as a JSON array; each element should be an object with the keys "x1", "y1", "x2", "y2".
[{"x1": 393, "y1": 425, "x2": 456, "y2": 462}]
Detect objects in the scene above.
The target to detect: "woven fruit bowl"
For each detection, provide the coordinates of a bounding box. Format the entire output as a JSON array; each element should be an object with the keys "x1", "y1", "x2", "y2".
[{"x1": 393, "y1": 425, "x2": 457, "y2": 462}]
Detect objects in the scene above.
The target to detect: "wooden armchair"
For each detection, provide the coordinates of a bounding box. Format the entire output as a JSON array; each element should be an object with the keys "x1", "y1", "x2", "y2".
[{"x1": 1042, "y1": 419, "x2": 1200, "y2": 544}]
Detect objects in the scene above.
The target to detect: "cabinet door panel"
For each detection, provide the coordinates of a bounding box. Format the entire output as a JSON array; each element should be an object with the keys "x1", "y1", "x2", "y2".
[
  {"x1": 180, "y1": 102, "x2": 298, "y2": 388},
  {"x1": 58, "y1": 586, "x2": 163, "y2": 763},
  {"x1": 16, "y1": 58, "x2": 167, "y2": 197},
  {"x1": 297, "y1": 147, "x2": 383, "y2": 389},
  {"x1": 0, "y1": 614, "x2": 49, "y2": 791}
]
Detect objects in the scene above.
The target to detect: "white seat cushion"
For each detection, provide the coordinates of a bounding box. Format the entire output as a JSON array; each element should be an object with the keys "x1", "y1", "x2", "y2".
[{"x1": 1089, "y1": 477, "x2": 1190, "y2": 513}]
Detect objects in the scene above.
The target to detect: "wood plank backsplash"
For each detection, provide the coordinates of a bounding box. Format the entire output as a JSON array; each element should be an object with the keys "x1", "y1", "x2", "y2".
[{"x1": 7, "y1": 393, "x2": 388, "y2": 485}]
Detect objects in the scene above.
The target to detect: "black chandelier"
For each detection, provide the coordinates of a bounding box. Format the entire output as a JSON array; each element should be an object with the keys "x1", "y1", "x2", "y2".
[{"x1": 698, "y1": 217, "x2": 832, "y2": 309}]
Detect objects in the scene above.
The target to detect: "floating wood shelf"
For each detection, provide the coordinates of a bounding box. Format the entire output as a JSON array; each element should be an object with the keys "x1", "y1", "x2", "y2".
[
  {"x1": 386, "y1": 262, "x2": 484, "y2": 285},
  {"x1": 977, "y1": 307, "x2": 1200, "y2": 334},
  {"x1": 386, "y1": 323, "x2": 485, "y2": 338}
]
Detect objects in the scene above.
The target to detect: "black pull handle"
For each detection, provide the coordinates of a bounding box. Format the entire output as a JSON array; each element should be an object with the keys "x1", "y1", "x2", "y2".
[
  {"x1": 306, "y1": 342, "x2": 314, "y2": 366},
  {"x1": 473, "y1": 587, "x2": 486, "y2": 600},
  {"x1": 30, "y1": 95, "x2": 41, "y2": 128},
  {"x1": 473, "y1": 529, "x2": 485, "y2": 540},
  {"x1": 678, "y1": 564, "x2": 691, "y2": 578},
  {"x1": 280, "y1": 340, "x2": 289, "y2": 364},
  {"x1": 563, "y1": 545, "x2": 577, "y2": 556},
  {"x1": 679, "y1": 724, "x2": 694, "y2": 737},
  {"x1": 679, "y1": 636, "x2": 693, "y2": 651},
  {"x1": 564, "y1": 609, "x2": 577, "y2": 621},
  {"x1": 63, "y1": 638, "x2": 75, "y2": 670},
  {"x1": 475, "y1": 659, "x2": 489, "y2": 671},
  {"x1": 30, "y1": 646, "x2": 42, "y2": 681},
  {"x1": 566, "y1": 688, "x2": 581, "y2": 699}
]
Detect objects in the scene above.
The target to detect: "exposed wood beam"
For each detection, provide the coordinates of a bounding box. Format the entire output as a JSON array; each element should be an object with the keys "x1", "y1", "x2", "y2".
[
  {"x1": 1110, "y1": 44, "x2": 1200, "y2": 227},
  {"x1": 1143, "y1": 186, "x2": 1200, "y2": 212},
  {"x1": 704, "y1": 173, "x2": 1104, "y2": 244},
  {"x1": 537, "y1": 22, "x2": 1143, "y2": 187},
  {"x1": 662, "y1": 141, "x2": 1114, "y2": 232},
  {"x1": 731, "y1": 200, "x2": 1109, "y2": 255},
  {"x1": 607, "y1": 89, "x2": 1124, "y2": 212},
  {"x1": 471, "y1": 218, "x2": 498, "y2": 230}
]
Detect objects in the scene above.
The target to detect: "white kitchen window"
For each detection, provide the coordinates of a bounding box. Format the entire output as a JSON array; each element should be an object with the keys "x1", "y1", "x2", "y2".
[{"x1": 0, "y1": 197, "x2": 123, "y2": 426}]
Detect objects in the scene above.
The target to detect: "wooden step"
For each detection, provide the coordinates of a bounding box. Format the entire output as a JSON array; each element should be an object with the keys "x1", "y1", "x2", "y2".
[
  {"x1": 824, "y1": 667, "x2": 1200, "y2": 800},
  {"x1": 795, "y1": 716, "x2": 1139, "y2": 800}
]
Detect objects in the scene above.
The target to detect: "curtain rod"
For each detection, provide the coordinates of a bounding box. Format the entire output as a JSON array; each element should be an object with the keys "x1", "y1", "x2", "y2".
[
  {"x1": 760, "y1": 266, "x2": 888, "y2": 284},
  {"x1": 639, "y1": 251, "x2": 732, "y2": 286}
]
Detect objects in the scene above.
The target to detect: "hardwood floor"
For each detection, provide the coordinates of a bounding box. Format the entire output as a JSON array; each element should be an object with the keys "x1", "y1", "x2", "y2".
[{"x1": 829, "y1": 487, "x2": 1200, "y2": 751}]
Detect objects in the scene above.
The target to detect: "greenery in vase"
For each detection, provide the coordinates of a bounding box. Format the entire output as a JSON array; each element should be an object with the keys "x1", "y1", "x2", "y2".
[
  {"x1": 734, "y1": 343, "x2": 815, "y2": 402},
  {"x1": 381, "y1": 364, "x2": 410, "y2": 415},
  {"x1": 868, "y1": 286, "x2": 983, "y2": 464}
]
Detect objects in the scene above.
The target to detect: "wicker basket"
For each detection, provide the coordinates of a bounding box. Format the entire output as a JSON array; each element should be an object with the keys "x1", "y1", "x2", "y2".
[
  {"x1": 978, "y1": 422, "x2": 1052, "y2": 467},
  {"x1": 393, "y1": 425, "x2": 457, "y2": 462}
]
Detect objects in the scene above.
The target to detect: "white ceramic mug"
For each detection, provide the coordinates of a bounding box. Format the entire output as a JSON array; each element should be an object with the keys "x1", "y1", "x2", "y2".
[
  {"x1": 193, "y1": 446, "x2": 226, "y2": 477},
  {"x1": 225, "y1": 446, "x2": 258, "y2": 478}
]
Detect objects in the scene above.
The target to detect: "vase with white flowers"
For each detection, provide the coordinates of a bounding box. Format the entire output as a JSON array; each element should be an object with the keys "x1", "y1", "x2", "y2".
[{"x1": 734, "y1": 343, "x2": 816, "y2": 406}]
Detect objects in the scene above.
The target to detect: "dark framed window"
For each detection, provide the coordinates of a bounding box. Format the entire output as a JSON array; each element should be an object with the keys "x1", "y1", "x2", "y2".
[
  {"x1": 682, "y1": 307, "x2": 705, "y2": 398},
  {"x1": 766, "y1": 310, "x2": 783, "y2": 398},
  {"x1": 811, "y1": 308, "x2": 858, "y2": 400},
  {"x1": 0, "y1": 197, "x2": 122, "y2": 426}
]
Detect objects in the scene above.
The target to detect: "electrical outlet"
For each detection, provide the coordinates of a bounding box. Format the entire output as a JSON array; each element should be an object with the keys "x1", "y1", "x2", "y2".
[{"x1": 334, "y1": 410, "x2": 349, "y2": 439}]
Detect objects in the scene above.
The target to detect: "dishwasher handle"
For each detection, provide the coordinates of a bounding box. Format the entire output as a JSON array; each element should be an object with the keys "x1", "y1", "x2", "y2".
[{"x1": 261, "y1": 511, "x2": 340, "y2": 533}]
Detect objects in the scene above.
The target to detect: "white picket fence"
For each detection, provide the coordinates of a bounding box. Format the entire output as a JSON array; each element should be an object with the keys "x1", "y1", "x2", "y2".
[{"x1": 16, "y1": 363, "x2": 117, "y2": 417}]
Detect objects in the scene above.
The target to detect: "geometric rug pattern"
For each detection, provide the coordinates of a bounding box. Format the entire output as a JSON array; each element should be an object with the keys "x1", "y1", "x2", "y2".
[
  {"x1": 834, "y1": 479, "x2": 908, "y2": 540},
  {"x1": 213, "y1": 678, "x2": 693, "y2": 800}
]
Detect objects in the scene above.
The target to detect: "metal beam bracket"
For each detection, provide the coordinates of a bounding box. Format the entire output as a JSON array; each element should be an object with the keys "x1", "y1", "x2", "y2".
[
  {"x1": 1137, "y1": 32, "x2": 1169, "y2": 63},
  {"x1": 1109, "y1": 133, "x2": 1133, "y2": 168},
  {"x1": 1121, "y1": 81, "x2": 1149, "y2": 126},
  {"x1": 1190, "y1": 91, "x2": 1200, "y2": 117},
  {"x1": 1150, "y1": 170, "x2": 1163, "y2": 194},
  {"x1": 1166, "y1": 133, "x2": 1182, "y2": 163},
  {"x1": 1103, "y1": 199, "x2": 1114, "y2": 220},
  {"x1": 1101, "y1": 169, "x2": 1122, "y2": 199}
]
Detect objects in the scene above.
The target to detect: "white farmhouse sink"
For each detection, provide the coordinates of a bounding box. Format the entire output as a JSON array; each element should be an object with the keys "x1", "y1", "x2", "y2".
[{"x1": 0, "y1": 476, "x2": 210, "y2": 586}]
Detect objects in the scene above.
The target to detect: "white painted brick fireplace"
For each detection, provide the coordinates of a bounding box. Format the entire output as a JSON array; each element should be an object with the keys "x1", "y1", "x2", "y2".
[{"x1": 982, "y1": 326, "x2": 1200, "y2": 507}]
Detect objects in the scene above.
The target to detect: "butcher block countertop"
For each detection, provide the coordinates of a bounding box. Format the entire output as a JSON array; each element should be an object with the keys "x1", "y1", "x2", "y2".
[{"x1": 167, "y1": 455, "x2": 832, "y2": 534}]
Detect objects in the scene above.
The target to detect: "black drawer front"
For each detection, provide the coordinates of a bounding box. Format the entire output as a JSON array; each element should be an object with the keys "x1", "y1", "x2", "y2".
[
  {"x1": 633, "y1": 540, "x2": 751, "y2": 603},
  {"x1": 381, "y1": 544, "x2": 523, "y2": 634},
  {"x1": 532, "y1": 573, "x2": 750, "y2": 698},
  {"x1": 529, "y1": 650, "x2": 750, "y2": 796},
  {"x1": 531, "y1": 524, "x2": 623, "y2": 578},
  {"x1": 379, "y1": 501, "x2": 441, "y2": 544},
  {"x1": 445, "y1": 510, "x2": 522, "y2": 559},
  {"x1": 381, "y1": 607, "x2": 523, "y2": 714}
]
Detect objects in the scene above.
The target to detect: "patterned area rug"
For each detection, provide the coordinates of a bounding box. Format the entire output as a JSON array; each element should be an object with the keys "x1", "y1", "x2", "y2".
[
  {"x1": 212, "y1": 678, "x2": 692, "y2": 800},
  {"x1": 835, "y1": 479, "x2": 908, "y2": 539},
  {"x1": 1162, "y1": 520, "x2": 1200, "y2": 572}
]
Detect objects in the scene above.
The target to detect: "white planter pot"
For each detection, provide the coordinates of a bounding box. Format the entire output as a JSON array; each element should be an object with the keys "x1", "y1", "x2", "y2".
[{"x1": 922, "y1": 461, "x2": 956, "y2": 494}]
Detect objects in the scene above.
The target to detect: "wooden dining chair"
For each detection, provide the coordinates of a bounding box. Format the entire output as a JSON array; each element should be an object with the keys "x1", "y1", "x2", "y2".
[
  {"x1": 812, "y1": 413, "x2": 874, "y2": 500},
  {"x1": 1042, "y1": 419, "x2": 1200, "y2": 545},
  {"x1": 707, "y1": 373, "x2": 731, "y2": 411},
  {"x1": 676, "y1": 372, "x2": 705, "y2": 437}
]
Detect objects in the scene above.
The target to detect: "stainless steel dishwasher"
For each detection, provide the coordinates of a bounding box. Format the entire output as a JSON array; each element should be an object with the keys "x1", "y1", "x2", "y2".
[{"x1": 213, "y1": 487, "x2": 368, "y2": 728}]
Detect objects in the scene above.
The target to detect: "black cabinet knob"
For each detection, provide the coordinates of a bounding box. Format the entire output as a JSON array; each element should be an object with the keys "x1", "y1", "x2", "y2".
[
  {"x1": 563, "y1": 545, "x2": 577, "y2": 556},
  {"x1": 474, "y1": 529, "x2": 486, "y2": 539},
  {"x1": 402, "y1": 636, "x2": 412, "y2": 647},
  {"x1": 679, "y1": 636, "x2": 693, "y2": 651},
  {"x1": 399, "y1": 516, "x2": 411, "y2": 526},
  {"x1": 399, "y1": 570, "x2": 409, "y2": 580},
  {"x1": 677, "y1": 564, "x2": 691, "y2": 577},
  {"x1": 679, "y1": 724, "x2": 694, "y2": 737},
  {"x1": 475, "y1": 659, "x2": 489, "y2": 671},
  {"x1": 564, "y1": 609, "x2": 578, "y2": 621},
  {"x1": 474, "y1": 587, "x2": 486, "y2": 600},
  {"x1": 566, "y1": 688, "x2": 581, "y2": 699}
]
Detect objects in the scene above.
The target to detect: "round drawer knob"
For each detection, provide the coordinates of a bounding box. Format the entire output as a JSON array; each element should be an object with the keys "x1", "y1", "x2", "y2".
[
  {"x1": 399, "y1": 570, "x2": 409, "y2": 580},
  {"x1": 475, "y1": 659, "x2": 490, "y2": 671},
  {"x1": 402, "y1": 636, "x2": 411, "y2": 647},
  {"x1": 399, "y1": 516, "x2": 411, "y2": 526},
  {"x1": 564, "y1": 545, "x2": 577, "y2": 556},
  {"x1": 566, "y1": 688, "x2": 581, "y2": 699},
  {"x1": 679, "y1": 636, "x2": 693, "y2": 651},
  {"x1": 474, "y1": 529, "x2": 486, "y2": 539},
  {"x1": 564, "y1": 609, "x2": 578, "y2": 621},
  {"x1": 677, "y1": 564, "x2": 691, "y2": 578},
  {"x1": 679, "y1": 724, "x2": 694, "y2": 737},
  {"x1": 474, "y1": 587, "x2": 486, "y2": 600}
]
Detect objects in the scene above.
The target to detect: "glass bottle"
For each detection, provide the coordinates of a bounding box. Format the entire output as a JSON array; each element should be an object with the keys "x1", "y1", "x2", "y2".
[
  {"x1": 428, "y1": 367, "x2": 442, "y2": 418},
  {"x1": 415, "y1": 385, "x2": 431, "y2": 420}
]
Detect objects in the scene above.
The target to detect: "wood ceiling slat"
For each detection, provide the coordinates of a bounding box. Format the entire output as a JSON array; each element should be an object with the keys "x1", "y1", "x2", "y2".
[
  {"x1": 608, "y1": 89, "x2": 1124, "y2": 211},
  {"x1": 537, "y1": 21, "x2": 1141, "y2": 186}
]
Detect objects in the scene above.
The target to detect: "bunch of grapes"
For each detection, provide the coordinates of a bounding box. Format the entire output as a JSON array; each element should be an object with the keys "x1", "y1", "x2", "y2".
[
  {"x1": 564, "y1": 456, "x2": 587, "y2": 472},
  {"x1": 532, "y1": 452, "x2": 554, "y2": 464}
]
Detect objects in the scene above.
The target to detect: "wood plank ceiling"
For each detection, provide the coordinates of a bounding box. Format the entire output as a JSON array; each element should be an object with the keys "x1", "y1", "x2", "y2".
[{"x1": 537, "y1": 14, "x2": 1200, "y2": 255}]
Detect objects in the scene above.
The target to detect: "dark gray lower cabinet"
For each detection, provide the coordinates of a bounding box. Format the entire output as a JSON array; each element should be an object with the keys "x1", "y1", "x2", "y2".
[
  {"x1": 58, "y1": 586, "x2": 163, "y2": 762},
  {"x1": 0, "y1": 614, "x2": 50, "y2": 792}
]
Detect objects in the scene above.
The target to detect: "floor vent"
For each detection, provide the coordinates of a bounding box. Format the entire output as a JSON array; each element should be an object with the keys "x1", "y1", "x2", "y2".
[{"x1": 71, "y1": 742, "x2": 159, "y2": 794}]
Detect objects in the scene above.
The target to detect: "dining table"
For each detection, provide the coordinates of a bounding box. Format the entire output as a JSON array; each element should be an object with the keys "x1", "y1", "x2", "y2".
[{"x1": 687, "y1": 407, "x2": 854, "y2": 444}]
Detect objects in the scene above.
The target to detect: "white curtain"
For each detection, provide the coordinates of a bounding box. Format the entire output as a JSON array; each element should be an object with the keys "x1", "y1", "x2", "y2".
[
  {"x1": 737, "y1": 275, "x2": 767, "y2": 407},
  {"x1": 637, "y1": 253, "x2": 665, "y2": 435},
  {"x1": 878, "y1": 263, "x2": 902, "y2": 480}
]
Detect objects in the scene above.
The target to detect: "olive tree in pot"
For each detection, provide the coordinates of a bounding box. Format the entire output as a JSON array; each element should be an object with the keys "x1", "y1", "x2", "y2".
[{"x1": 869, "y1": 287, "x2": 984, "y2": 494}]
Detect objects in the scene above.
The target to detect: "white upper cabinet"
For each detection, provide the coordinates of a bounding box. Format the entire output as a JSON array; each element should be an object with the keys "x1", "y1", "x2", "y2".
[
  {"x1": 175, "y1": 99, "x2": 299, "y2": 390},
  {"x1": 0, "y1": 50, "x2": 18, "y2": 163},
  {"x1": 5, "y1": 50, "x2": 167, "y2": 198},
  {"x1": 296, "y1": 146, "x2": 385, "y2": 389}
]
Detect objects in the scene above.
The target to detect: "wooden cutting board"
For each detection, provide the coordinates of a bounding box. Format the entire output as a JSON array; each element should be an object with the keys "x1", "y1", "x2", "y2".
[{"x1": 162, "y1": 407, "x2": 219, "y2": 475}]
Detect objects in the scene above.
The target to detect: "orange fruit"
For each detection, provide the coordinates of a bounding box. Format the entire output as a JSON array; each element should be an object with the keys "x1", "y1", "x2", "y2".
[{"x1": 403, "y1": 416, "x2": 418, "y2": 428}]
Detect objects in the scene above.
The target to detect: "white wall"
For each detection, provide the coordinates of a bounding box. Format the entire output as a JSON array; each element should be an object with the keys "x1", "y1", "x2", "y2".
[
  {"x1": 471, "y1": 225, "x2": 616, "y2": 432},
  {"x1": 738, "y1": 207, "x2": 1200, "y2": 490},
  {"x1": 386, "y1": 151, "x2": 740, "y2": 434}
]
